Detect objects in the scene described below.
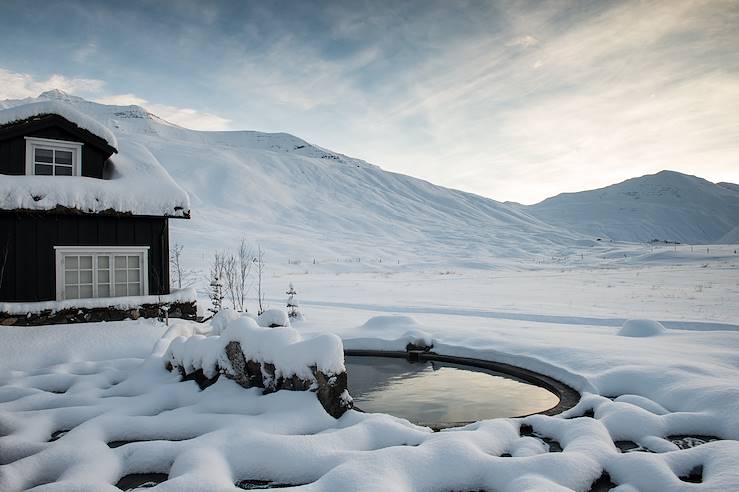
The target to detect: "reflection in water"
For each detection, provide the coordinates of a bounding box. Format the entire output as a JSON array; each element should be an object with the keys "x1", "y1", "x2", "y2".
[{"x1": 346, "y1": 356, "x2": 559, "y2": 426}]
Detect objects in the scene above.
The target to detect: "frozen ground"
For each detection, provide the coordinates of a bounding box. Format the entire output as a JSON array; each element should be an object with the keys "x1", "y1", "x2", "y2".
[{"x1": 1, "y1": 256, "x2": 738, "y2": 491}]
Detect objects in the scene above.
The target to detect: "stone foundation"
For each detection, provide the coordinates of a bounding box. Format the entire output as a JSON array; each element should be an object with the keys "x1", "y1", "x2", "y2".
[{"x1": 0, "y1": 300, "x2": 197, "y2": 326}]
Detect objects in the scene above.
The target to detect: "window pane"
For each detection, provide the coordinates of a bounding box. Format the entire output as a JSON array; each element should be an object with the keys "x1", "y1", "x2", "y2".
[
  {"x1": 55, "y1": 150, "x2": 72, "y2": 165},
  {"x1": 79, "y1": 285, "x2": 93, "y2": 298},
  {"x1": 115, "y1": 283, "x2": 127, "y2": 296},
  {"x1": 35, "y1": 164, "x2": 53, "y2": 175},
  {"x1": 65, "y1": 286, "x2": 79, "y2": 299},
  {"x1": 80, "y1": 256, "x2": 92, "y2": 269},
  {"x1": 65, "y1": 270, "x2": 78, "y2": 285},
  {"x1": 128, "y1": 283, "x2": 140, "y2": 296},
  {"x1": 127, "y1": 256, "x2": 140, "y2": 268},
  {"x1": 98, "y1": 285, "x2": 110, "y2": 297},
  {"x1": 128, "y1": 268, "x2": 140, "y2": 282},
  {"x1": 114, "y1": 256, "x2": 126, "y2": 268},
  {"x1": 55, "y1": 165, "x2": 73, "y2": 176},
  {"x1": 35, "y1": 148, "x2": 53, "y2": 163},
  {"x1": 80, "y1": 270, "x2": 92, "y2": 284},
  {"x1": 115, "y1": 269, "x2": 126, "y2": 282},
  {"x1": 66, "y1": 256, "x2": 78, "y2": 269},
  {"x1": 98, "y1": 269, "x2": 110, "y2": 283},
  {"x1": 98, "y1": 256, "x2": 109, "y2": 268}
]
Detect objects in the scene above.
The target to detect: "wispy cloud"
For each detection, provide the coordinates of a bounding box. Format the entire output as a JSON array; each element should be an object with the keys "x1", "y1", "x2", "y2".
[
  {"x1": 1, "y1": 0, "x2": 737, "y2": 201},
  {"x1": 0, "y1": 68, "x2": 104, "y2": 100},
  {"x1": 0, "y1": 68, "x2": 231, "y2": 132},
  {"x1": 96, "y1": 93, "x2": 231, "y2": 131}
]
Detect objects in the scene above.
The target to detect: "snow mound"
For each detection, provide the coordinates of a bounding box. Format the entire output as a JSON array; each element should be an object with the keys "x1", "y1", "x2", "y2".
[
  {"x1": 256, "y1": 309, "x2": 290, "y2": 328},
  {"x1": 0, "y1": 100, "x2": 118, "y2": 148},
  {"x1": 209, "y1": 308, "x2": 241, "y2": 335},
  {"x1": 617, "y1": 319, "x2": 668, "y2": 337},
  {"x1": 166, "y1": 312, "x2": 344, "y2": 381}
]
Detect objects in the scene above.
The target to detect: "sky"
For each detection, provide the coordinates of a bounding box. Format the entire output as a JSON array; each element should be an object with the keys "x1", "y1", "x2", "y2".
[{"x1": 0, "y1": 0, "x2": 737, "y2": 204}]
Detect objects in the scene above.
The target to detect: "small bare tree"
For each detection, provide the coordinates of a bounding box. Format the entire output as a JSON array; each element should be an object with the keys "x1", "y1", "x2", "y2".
[
  {"x1": 256, "y1": 244, "x2": 267, "y2": 315},
  {"x1": 170, "y1": 243, "x2": 196, "y2": 289},
  {"x1": 221, "y1": 239, "x2": 254, "y2": 312}
]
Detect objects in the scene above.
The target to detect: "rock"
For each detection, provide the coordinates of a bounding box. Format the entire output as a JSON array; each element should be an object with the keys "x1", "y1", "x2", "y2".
[
  {"x1": 314, "y1": 370, "x2": 352, "y2": 418},
  {"x1": 224, "y1": 341, "x2": 250, "y2": 388},
  {"x1": 180, "y1": 339, "x2": 352, "y2": 419}
]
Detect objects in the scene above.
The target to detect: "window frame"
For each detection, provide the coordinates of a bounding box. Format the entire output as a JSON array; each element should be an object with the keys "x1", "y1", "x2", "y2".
[
  {"x1": 25, "y1": 136, "x2": 83, "y2": 176},
  {"x1": 54, "y1": 246, "x2": 150, "y2": 301}
]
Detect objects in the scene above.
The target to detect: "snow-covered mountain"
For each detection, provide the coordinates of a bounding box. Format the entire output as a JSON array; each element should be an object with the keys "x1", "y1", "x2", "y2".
[
  {"x1": 527, "y1": 171, "x2": 739, "y2": 244},
  {"x1": 2, "y1": 91, "x2": 586, "y2": 269},
  {"x1": 3, "y1": 91, "x2": 736, "y2": 271}
]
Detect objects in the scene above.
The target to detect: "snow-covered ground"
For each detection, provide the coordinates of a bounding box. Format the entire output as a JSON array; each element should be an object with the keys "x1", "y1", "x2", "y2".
[
  {"x1": 2, "y1": 91, "x2": 738, "y2": 490},
  {"x1": 2, "y1": 254, "x2": 738, "y2": 491}
]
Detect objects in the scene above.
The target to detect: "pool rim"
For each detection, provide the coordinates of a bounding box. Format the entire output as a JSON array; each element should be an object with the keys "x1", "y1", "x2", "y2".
[{"x1": 344, "y1": 349, "x2": 580, "y2": 428}]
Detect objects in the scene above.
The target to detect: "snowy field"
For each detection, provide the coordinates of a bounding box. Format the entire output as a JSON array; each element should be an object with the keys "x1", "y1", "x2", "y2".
[{"x1": 1, "y1": 254, "x2": 738, "y2": 491}]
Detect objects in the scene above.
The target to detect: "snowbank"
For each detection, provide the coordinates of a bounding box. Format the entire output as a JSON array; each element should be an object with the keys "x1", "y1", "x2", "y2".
[
  {"x1": 0, "y1": 100, "x2": 118, "y2": 148},
  {"x1": 617, "y1": 319, "x2": 668, "y2": 337},
  {"x1": 0, "y1": 288, "x2": 196, "y2": 315},
  {"x1": 256, "y1": 309, "x2": 290, "y2": 328},
  {"x1": 0, "y1": 319, "x2": 169, "y2": 372},
  {"x1": 165, "y1": 312, "x2": 345, "y2": 381}
]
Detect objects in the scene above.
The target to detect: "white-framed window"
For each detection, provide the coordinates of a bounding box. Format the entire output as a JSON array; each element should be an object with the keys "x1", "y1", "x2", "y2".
[
  {"x1": 54, "y1": 246, "x2": 149, "y2": 300},
  {"x1": 25, "y1": 137, "x2": 83, "y2": 176}
]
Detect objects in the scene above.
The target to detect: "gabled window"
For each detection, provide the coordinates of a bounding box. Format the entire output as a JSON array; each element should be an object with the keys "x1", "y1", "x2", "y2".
[
  {"x1": 54, "y1": 246, "x2": 149, "y2": 300},
  {"x1": 25, "y1": 137, "x2": 83, "y2": 176}
]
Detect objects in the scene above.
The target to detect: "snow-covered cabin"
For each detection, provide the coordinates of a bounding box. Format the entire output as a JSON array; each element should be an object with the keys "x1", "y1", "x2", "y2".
[{"x1": 0, "y1": 101, "x2": 191, "y2": 313}]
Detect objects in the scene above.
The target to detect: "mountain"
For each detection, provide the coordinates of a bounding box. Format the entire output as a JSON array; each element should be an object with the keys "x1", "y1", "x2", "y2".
[
  {"x1": 527, "y1": 171, "x2": 739, "y2": 244},
  {"x1": 4, "y1": 91, "x2": 736, "y2": 271},
  {"x1": 2, "y1": 90, "x2": 586, "y2": 270}
]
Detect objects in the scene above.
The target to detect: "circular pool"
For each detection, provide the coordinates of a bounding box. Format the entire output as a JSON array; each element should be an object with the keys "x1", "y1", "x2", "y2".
[{"x1": 345, "y1": 352, "x2": 576, "y2": 428}]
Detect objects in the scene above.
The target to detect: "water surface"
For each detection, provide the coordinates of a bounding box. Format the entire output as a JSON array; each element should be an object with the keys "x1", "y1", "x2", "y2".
[{"x1": 346, "y1": 356, "x2": 559, "y2": 427}]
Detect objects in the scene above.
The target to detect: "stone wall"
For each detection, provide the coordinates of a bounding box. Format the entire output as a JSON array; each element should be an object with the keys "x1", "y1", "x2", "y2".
[{"x1": 0, "y1": 300, "x2": 197, "y2": 326}]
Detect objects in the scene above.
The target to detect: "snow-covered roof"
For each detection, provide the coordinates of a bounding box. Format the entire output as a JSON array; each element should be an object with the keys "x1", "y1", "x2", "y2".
[
  {"x1": 0, "y1": 102, "x2": 190, "y2": 218},
  {"x1": 0, "y1": 100, "x2": 118, "y2": 149}
]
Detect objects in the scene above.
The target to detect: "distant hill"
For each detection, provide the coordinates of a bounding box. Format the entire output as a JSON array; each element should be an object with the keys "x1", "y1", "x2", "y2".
[{"x1": 526, "y1": 170, "x2": 739, "y2": 244}]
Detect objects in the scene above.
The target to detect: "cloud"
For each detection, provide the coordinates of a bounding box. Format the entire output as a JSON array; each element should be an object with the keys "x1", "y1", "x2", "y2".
[
  {"x1": 3, "y1": 0, "x2": 737, "y2": 202},
  {"x1": 335, "y1": 0, "x2": 739, "y2": 203},
  {"x1": 145, "y1": 104, "x2": 231, "y2": 131},
  {"x1": 97, "y1": 94, "x2": 231, "y2": 131},
  {"x1": 95, "y1": 93, "x2": 148, "y2": 106},
  {"x1": 507, "y1": 35, "x2": 539, "y2": 48},
  {"x1": 0, "y1": 68, "x2": 231, "y2": 132},
  {"x1": 0, "y1": 68, "x2": 104, "y2": 100}
]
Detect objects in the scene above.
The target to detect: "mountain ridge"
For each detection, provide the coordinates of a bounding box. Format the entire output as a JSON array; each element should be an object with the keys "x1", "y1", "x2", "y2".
[{"x1": 2, "y1": 90, "x2": 737, "y2": 271}]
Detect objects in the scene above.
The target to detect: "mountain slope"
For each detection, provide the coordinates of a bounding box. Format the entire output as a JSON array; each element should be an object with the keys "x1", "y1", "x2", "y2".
[
  {"x1": 527, "y1": 171, "x2": 739, "y2": 244},
  {"x1": 2, "y1": 91, "x2": 585, "y2": 269}
]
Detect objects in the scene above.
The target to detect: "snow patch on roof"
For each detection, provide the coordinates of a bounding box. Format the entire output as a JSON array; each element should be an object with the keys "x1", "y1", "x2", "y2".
[
  {"x1": 0, "y1": 100, "x2": 118, "y2": 149},
  {"x1": 0, "y1": 137, "x2": 191, "y2": 217}
]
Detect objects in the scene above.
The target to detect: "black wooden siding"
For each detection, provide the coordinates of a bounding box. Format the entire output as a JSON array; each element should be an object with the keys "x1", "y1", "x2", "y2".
[
  {"x1": 0, "y1": 212, "x2": 170, "y2": 302},
  {"x1": 0, "y1": 124, "x2": 111, "y2": 178}
]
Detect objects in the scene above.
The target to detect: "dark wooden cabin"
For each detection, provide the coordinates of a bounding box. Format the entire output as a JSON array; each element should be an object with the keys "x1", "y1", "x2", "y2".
[{"x1": 0, "y1": 106, "x2": 189, "y2": 304}]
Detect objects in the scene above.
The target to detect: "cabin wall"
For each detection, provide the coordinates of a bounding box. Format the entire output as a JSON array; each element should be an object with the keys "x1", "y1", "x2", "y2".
[
  {"x1": 0, "y1": 212, "x2": 170, "y2": 302},
  {"x1": 0, "y1": 126, "x2": 109, "y2": 178}
]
